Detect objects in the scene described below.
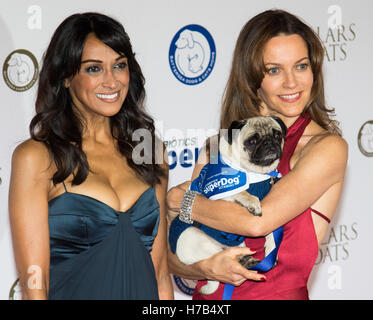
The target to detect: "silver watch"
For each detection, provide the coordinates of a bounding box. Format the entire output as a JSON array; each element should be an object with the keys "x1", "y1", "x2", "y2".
[{"x1": 179, "y1": 190, "x2": 200, "y2": 224}]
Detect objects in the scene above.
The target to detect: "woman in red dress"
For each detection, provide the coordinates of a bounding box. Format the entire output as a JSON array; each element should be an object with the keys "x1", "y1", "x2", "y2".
[{"x1": 167, "y1": 9, "x2": 348, "y2": 300}]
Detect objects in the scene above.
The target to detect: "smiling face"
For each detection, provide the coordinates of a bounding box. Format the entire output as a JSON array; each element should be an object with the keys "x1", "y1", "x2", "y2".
[
  {"x1": 65, "y1": 33, "x2": 130, "y2": 120},
  {"x1": 258, "y1": 34, "x2": 313, "y2": 126}
]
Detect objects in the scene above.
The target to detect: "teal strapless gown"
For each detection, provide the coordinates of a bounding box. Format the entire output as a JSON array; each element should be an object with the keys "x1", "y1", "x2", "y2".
[{"x1": 48, "y1": 187, "x2": 159, "y2": 300}]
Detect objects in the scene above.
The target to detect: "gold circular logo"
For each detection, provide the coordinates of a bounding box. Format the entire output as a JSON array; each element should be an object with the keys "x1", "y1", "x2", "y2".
[
  {"x1": 358, "y1": 120, "x2": 373, "y2": 157},
  {"x1": 2, "y1": 49, "x2": 38, "y2": 92},
  {"x1": 9, "y1": 278, "x2": 22, "y2": 300}
]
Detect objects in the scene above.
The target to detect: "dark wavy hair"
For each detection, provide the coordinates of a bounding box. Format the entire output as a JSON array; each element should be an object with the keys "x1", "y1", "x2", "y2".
[
  {"x1": 30, "y1": 12, "x2": 165, "y2": 186},
  {"x1": 221, "y1": 9, "x2": 341, "y2": 135}
]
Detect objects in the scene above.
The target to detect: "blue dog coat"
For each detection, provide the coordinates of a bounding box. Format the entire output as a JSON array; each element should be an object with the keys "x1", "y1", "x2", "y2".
[{"x1": 169, "y1": 153, "x2": 282, "y2": 262}]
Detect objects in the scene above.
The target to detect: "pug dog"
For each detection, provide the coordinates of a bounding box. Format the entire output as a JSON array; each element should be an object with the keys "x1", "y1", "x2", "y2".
[
  {"x1": 219, "y1": 116, "x2": 287, "y2": 215},
  {"x1": 172, "y1": 116, "x2": 287, "y2": 295}
]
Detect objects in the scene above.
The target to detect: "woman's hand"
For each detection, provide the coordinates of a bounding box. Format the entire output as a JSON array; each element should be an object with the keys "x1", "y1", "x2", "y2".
[
  {"x1": 166, "y1": 181, "x2": 191, "y2": 220},
  {"x1": 198, "y1": 247, "x2": 266, "y2": 285}
]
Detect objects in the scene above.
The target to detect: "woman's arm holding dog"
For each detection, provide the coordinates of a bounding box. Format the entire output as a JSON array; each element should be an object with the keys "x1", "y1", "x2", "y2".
[
  {"x1": 167, "y1": 134, "x2": 348, "y2": 240},
  {"x1": 167, "y1": 144, "x2": 266, "y2": 283},
  {"x1": 167, "y1": 245, "x2": 266, "y2": 284}
]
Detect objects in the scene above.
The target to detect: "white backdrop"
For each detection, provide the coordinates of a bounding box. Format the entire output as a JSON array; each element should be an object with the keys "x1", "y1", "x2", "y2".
[{"x1": 0, "y1": 0, "x2": 372, "y2": 300}]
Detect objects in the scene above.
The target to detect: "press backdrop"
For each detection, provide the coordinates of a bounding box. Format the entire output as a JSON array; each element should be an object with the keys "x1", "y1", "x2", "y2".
[{"x1": 0, "y1": 0, "x2": 372, "y2": 300}]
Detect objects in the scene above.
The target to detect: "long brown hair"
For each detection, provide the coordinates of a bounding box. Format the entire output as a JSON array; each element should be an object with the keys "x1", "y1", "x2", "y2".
[{"x1": 220, "y1": 9, "x2": 341, "y2": 135}]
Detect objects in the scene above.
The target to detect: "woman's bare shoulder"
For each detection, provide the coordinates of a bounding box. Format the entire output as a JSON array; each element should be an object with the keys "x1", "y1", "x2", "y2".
[
  {"x1": 12, "y1": 139, "x2": 54, "y2": 176},
  {"x1": 295, "y1": 128, "x2": 348, "y2": 183},
  {"x1": 13, "y1": 139, "x2": 50, "y2": 160},
  {"x1": 299, "y1": 119, "x2": 347, "y2": 155},
  {"x1": 305, "y1": 121, "x2": 347, "y2": 153}
]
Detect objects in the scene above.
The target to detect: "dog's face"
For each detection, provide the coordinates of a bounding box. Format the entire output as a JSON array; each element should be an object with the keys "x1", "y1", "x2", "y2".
[{"x1": 220, "y1": 116, "x2": 287, "y2": 174}]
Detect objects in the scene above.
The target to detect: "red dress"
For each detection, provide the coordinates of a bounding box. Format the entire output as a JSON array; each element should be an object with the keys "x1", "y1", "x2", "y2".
[{"x1": 193, "y1": 113, "x2": 319, "y2": 300}]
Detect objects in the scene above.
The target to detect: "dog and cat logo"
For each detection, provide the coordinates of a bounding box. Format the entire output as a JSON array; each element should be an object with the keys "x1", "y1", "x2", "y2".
[
  {"x1": 169, "y1": 24, "x2": 216, "y2": 85},
  {"x1": 3, "y1": 49, "x2": 39, "y2": 92}
]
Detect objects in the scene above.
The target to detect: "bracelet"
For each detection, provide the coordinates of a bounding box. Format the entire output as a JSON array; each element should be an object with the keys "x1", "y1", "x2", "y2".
[{"x1": 178, "y1": 190, "x2": 200, "y2": 224}]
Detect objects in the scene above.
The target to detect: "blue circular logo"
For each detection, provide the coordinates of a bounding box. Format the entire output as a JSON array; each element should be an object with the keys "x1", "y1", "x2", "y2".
[
  {"x1": 173, "y1": 275, "x2": 197, "y2": 296},
  {"x1": 169, "y1": 24, "x2": 216, "y2": 85}
]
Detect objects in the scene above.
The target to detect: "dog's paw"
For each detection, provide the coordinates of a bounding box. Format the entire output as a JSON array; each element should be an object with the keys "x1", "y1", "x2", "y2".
[
  {"x1": 198, "y1": 280, "x2": 220, "y2": 295},
  {"x1": 242, "y1": 198, "x2": 262, "y2": 216},
  {"x1": 238, "y1": 254, "x2": 261, "y2": 269},
  {"x1": 230, "y1": 192, "x2": 262, "y2": 216},
  {"x1": 247, "y1": 202, "x2": 262, "y2": 216}
]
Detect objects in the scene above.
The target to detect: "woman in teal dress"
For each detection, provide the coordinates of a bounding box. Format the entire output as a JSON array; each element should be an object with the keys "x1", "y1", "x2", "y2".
[{"x1": 9, "y1": 12, "x2": 173, "y2": 300}]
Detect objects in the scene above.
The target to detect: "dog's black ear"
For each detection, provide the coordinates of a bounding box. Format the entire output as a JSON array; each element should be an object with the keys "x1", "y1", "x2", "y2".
[
  {"x1": 227, "y1": 120, "x2": 245, "y2": 145},
  {"x1": 270, "y1": 116, "x2": 287, "y2": 138}
]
